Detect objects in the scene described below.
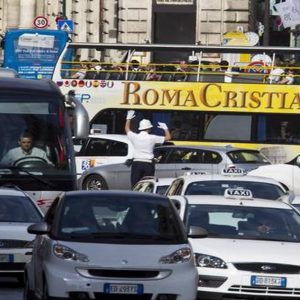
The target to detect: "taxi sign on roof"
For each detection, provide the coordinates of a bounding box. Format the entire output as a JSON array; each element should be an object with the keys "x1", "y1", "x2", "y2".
[
  {"x1": 222, "y1": 168, "x2": 245, "y2": 176},
  {"x1": 184, "y1": 171, "x2": 207, "y2": 176},
  {"x1": 224, "y1": 188, "x2": 253, "y2": 199}
]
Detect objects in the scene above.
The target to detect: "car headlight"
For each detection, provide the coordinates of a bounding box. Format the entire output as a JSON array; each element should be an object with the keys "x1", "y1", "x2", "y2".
[
  {"x1": 159, "y1": 247, "x2": 192, "y2": 264},
  {"x1": 53, "y1": 244, "x2": 89, "y2": 262},
  {"x1": 195, "y1": 253, "x2": 227, "y2": 269}
]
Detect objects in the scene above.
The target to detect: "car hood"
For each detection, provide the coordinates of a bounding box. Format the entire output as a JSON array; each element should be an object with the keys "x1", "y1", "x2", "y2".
[
  {"x1": 190, "y1": 238, "x2": 300, "y2": 264},
  {"x1": 0, "y1": 222, "x2": 35, "y2": 241},
  {"x1": 59, "y1": 241, "x2": 191, "y2": 267}
]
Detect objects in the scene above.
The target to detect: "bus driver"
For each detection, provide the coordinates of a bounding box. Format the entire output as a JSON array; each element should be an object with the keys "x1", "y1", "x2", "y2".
[{"x1": 1, "y1": 131, "x2": 52, "y2": 166}]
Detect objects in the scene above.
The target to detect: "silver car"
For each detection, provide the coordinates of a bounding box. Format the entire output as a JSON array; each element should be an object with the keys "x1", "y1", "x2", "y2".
[
  {"x1": 0, "y1": 186, "x2": 43, "y2": 282},
  {"x1": 24, "y1": 190, "x2": 198, "y2": 300},
  {"x1": 79, "y1": 145, "x2": 271, "y2": 190}
]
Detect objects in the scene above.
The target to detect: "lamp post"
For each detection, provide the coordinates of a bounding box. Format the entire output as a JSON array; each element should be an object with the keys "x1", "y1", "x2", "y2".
[{"x1": 62, "y1": 0, "x2": 66, "y2": 19}]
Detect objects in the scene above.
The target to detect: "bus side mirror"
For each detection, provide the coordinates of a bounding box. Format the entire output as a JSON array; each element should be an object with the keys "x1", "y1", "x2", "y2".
[{"x1": 71, "y1": 98, "x2": 90, "y2": 138}]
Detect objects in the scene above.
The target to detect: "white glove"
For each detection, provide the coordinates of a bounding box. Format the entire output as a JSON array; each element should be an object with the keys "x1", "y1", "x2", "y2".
[
  {"x1": 157, "y1": 122, "x2": 168, "y2": 130},
  {"x1": 126, "y1": 110, "x2": 135, "y2": 120}
]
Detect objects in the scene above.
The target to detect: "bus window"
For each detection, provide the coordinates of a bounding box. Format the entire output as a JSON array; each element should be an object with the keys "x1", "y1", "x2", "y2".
[{"x1": 204, "y1": 114, "x2": 252, "y2": 141}]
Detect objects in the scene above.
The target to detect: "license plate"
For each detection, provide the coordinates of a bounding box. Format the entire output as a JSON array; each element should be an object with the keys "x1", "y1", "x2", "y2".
[
  {"x1": 251, "y1": 276, "x2": 286, "y2": 287},
  {"x1": 104, "y1": 283, "x2": 143, "y2": 294},
  {"x1": 0, "y1": 254, "x2": 13, "y2": 262}
]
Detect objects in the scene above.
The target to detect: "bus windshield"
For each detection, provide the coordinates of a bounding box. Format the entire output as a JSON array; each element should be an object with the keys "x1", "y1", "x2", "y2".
[
  {"x1": 0, "y1": 94, "x2": 71, "y2": 174},
  {"x1": 52, "y1": 42, "x2": 300, "y2": 164},
  {"x1": 0, "y1": 77, "x2": 89, "y2": 212}
]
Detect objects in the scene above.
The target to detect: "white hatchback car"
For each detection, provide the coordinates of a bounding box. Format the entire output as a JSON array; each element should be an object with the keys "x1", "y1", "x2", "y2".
[
  {"x1": 73, "y1": 134, "x2": 133, "y2": 176},
  {"x1": 0, "y1": 186, "x2": 43, "y2": 282},
  {"x1": 173, "y1": 188, "x2": 300, "y2": 299},
  {"x1": 24, "y1": 190, "x2": 198, "y2": 300}
]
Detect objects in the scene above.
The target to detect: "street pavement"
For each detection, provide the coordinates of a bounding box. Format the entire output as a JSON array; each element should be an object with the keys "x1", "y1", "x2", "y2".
[{"x1": 0, "y1": 278, "x2": 22, "y2": 300}]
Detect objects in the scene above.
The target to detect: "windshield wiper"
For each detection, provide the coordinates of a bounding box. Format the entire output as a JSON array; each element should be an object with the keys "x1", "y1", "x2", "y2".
[{"x1": 0, "y1": 164, "x2": 54, "y2": 187}]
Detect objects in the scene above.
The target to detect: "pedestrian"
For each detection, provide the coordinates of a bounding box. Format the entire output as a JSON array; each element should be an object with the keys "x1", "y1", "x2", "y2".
[{"x1": 124, "y1": 110, "x2": 171, "y2": 187}]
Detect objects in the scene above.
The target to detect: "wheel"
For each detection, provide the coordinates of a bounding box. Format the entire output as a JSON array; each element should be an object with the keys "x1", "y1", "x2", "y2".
[
  {"x1": 23, "y1": 276, "x2": 36, "y2": 300},
  {"x1": 13, "y1": 156, "x2": 48, "y2": 168},
  {"x1": 83, "y1": 174, "x2": 108, "y2": 190}
]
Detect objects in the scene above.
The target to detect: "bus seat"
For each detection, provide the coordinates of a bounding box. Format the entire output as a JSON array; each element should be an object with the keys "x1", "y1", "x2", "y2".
[
  {"x1": 199, "y1": 74, "x2": 224, "y2": 83},
  {"x1": 160, "y1": 73, "x2": 174, "y2": 81},
  {"x1": 95, "y1": 71, "x2": 108, "y2": 80},
  {"x1": 231, "y1": 74, "x2": 264, "y2": 83},
  {"x1": 107, "y1": 72, "x2": 124, "y2": 80}
]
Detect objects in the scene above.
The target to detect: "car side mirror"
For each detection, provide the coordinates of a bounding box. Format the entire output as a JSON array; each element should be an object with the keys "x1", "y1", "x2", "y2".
[
  {"x1": 296, "y1": 156, "x2": 300, "y2": 166},
  {"x1": 188, "y1": 226, "x2": 208, "y2": 238},
  {"x1": 28, "y1": 222, "x2": 50, "y2": 235}
]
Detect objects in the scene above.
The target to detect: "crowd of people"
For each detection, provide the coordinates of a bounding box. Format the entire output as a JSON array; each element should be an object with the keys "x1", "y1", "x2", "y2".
[{"x1": 67, "y1": 56, "x2": 299, "y2": 84}]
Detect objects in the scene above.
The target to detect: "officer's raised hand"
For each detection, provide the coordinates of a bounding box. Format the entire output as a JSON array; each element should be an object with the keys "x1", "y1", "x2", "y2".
[{"x1": 126, "y1": 110, "x2": 136, "y2": 120}]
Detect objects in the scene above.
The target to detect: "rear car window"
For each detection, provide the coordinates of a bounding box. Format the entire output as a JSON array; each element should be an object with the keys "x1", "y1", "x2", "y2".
[
  {"x1": 185, "y1": 180, "x2": 285, "y2": 200},
  {"x1": 227, "y1": 150, "x2": 270, "y2": 164}
]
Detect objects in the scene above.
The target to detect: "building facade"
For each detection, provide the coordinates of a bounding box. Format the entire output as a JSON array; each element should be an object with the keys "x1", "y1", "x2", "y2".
[{"x1": 0, "y1": 0, "x2": 250, "y2": 46}]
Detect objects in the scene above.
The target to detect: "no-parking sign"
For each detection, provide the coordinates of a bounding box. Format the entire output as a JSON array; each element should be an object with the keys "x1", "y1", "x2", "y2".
[{"x1": 33, "y1": 16, "x2": 48, "y2": 29}]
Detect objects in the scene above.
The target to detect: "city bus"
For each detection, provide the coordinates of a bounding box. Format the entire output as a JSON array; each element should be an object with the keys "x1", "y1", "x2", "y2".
[
  {"x1": 3, "y1": 29, "x2": 69, "y2": 80},
  {"x1": 52, "y1": 42, "x2": 300, "y2": 164},
  {"x1": 0, "y1": 77, "x2": 89, "y2": 211}
]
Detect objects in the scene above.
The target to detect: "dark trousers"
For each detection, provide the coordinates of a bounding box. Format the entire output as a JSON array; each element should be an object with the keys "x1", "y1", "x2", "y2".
[{"x1": 131, "y1": 161, "x2": 155, "y2": 187}]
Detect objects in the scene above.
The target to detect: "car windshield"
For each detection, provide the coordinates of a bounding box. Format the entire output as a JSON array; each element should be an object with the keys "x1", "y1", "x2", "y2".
[
  {"x1": 186, "y1": 204, "x2": 300, "y2": 242},
  {"x1": 227, "y1": 150, "x2": 270, "y2": 164},
  {"x1": 156, "y1": 185, "x2": 170, "y2": 195},
  {"x1": 0, "y1": 195, "x2": 42, "y2": 223},
  {"x1": 185, "y1": 181, "x2": 285, "y2": 200},
  {"x1": 57, "y1": 194, "x2": 185, "y2": 244}
]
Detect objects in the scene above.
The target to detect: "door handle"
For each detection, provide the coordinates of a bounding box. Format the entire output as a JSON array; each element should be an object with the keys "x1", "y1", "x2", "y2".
[{"x1": 181, "y1": 167, "x2": 191, "y2": 170}]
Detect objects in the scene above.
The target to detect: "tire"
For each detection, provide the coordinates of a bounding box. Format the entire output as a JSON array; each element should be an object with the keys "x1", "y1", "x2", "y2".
[
  {"x1": 83, "y1": 174, "x2": 108, "y2": 190},
  {"x1": 23, "y1": 277, "x2": 36, "y2": 300}
]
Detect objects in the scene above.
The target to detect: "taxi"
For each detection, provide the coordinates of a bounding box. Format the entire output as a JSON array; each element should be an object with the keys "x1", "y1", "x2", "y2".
[
  {"x1": 173, "y1": 188, "x2": 300, "y2": 299},
  {"x1": 166, "y1": 168, "x2": 291, "y2": 201}
]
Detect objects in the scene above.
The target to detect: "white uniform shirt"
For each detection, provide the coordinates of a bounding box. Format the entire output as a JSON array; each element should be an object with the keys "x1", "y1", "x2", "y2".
[
  {"x1": 127, "y1": 131, "x2": 165, "y2": 161},
  {"x1": 1, "y1": 147, "x2": 51, "y2": 165}
]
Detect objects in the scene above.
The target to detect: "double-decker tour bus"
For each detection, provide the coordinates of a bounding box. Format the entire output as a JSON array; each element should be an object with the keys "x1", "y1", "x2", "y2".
[
  {"x1": 52, "y1": 42, "x2": 300, "y2": 164},
  {"x1": 0, "y1": 77, "x2": 89, "y2": 211}
]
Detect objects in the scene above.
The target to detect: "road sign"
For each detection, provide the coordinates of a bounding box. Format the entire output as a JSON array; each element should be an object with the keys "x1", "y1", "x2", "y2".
[
  {"x1": 33, "y1": 16, "x2": 48, "y2": 29},
  {"x1": 57, "y1": 20, "x2": 74, "y2": 33}
]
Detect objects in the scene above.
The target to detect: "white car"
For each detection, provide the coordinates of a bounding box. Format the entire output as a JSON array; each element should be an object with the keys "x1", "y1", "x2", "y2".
[
  {"x1": 248, "y1": 164, "x2": 300, "y2": 195},
  {"x1": 173, "y1": 188, "x2": 300, "y2": 299},
  {"x1": 24, "y1": 190, "x2": 198, "y2": 300},
  {"x1": 133, "y1": 176, "x2": 174, "y2": 195},
  {"x1": 73, "y1": 134, "x2": 134, "y2": 176},
  {"x1": 0, "y1": 187, "x2": 43, "y2": 282},
  {"x1": 166, "y1": 169, "x2": 290, "y2": 200}
]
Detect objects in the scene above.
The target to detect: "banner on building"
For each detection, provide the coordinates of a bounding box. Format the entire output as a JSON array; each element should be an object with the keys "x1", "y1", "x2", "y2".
[{"x1": 275, "y1": 0, "x2": 300, "y2": 28}]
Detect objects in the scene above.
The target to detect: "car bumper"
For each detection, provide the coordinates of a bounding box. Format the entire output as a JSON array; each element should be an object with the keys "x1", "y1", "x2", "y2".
[
  {"x1": 0, "y1": 249, "x2": 31, "y2": 275},
  {"x1": 196, "y1": 269, "x2": 300, "y2": 299},
  {"x1": 44, "y1": 263, "x2": 198, "y2": 300}
]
